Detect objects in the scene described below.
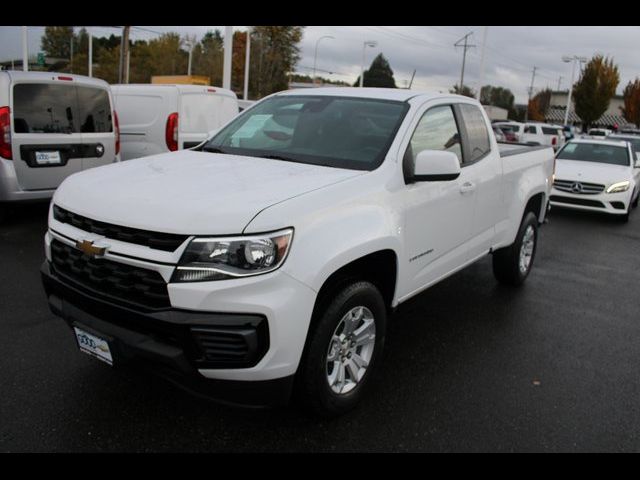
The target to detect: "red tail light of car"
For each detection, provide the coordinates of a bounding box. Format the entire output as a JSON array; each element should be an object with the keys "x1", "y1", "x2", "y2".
[
  {"x1": 0, "y1": 106, "x2": 12, "y2": 160},
  {"x1": 114, "y1": 110, "x2": 120, "y2": 156},
  {"x1": 165, "y1": 112, "x2": 179, "y2": 151}
]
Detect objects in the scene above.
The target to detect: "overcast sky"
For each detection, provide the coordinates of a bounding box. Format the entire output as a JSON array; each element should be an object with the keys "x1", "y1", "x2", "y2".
[{"x1": 1, "y1": 25, "x2": 638, "y2": 103}]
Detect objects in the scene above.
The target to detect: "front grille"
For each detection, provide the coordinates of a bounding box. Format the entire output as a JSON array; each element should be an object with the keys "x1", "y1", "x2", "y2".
[
  {"x1": 53, "y1": 205, "x2": 188, "y2": 252},
  {"x1": 550, "y1": 195, "x2": 605, "y2": 208},
  {"x1": 50, "y1": 239, "x2": 170, "y2": 310},
  {"x1": 553, "y1": 179, "x2": 605, "y2": 195},
  {"x1": 191, "y1": 324, "x2": 268, "y2": 367}
]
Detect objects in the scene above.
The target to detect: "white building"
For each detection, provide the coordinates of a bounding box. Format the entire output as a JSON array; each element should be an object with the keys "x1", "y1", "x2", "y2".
[{"x1": 545, "y1": 90, "x2": 631, "y2": 128}]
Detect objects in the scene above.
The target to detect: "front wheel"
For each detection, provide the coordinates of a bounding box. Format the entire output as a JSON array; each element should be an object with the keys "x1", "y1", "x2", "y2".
[
  {"x1": 493, "y1": 211, "x2": 539, "y2": 286},
  {"x1": 296, "y1": 281, "x2": 387, "y2": 418}
]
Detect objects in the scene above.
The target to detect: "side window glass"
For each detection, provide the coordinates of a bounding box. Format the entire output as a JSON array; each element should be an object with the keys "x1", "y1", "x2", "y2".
[
  {"x1": 525, "y1": 125, "x2": 536, "y2": 134},
  {"x1": 459, "y1": 103, "x2": 491, "y2": 164},
  {"x1": 405, "y1": 105, "x2": 462, "y2": 177}
]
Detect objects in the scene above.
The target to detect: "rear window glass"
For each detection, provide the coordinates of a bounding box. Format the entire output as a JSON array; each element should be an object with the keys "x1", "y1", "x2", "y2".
[
  {"x1": 542, "y1": 127, "x2": 560, "y2": 135},
  {"x1": 13, "y1": 83, "x2": 112, "y2": 134},
  {"x1": 459, "y1": 103, "x2": 491, "y2": 163},
  {"x1": 180, "y1": 94, "x2": 239, "y2": 134},
  {"x1": 557, "y1": 142, "x2": 630, "y2": 166}
]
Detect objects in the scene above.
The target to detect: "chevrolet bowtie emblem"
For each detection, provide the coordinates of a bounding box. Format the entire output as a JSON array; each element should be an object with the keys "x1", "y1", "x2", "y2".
[{"x1": 75, "y1": 239, "x2": 107, "y2": 258}]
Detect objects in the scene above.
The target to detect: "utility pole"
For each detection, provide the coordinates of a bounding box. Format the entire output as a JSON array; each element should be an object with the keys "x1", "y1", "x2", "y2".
[
  {"x1": 524, "y1": 66, "x2": 537, "y2": 123},
  {"x1": 243, "y1": 27, "x2": 251, "y2": 100},
  {"x1": 408, "y1": 69, "x2": 416, "y2": 89},
  {"x1": 454, "y1": 32, "x2": 475, "y2": 94},
  {"x1": 223, "y1": 26, "x2": 233, "y2": 90},
  {"x1": 118, "y1": 26, "x2": 130, "y2": 84},
  {"x1": 476, "y1": 26, "x2": 489, "y2": 101},
  {"x1": 557, "y1": 75, "x2": 563, "y2": 91},
  {"x1": 70, "y1": 32, "x2": 74, "y2": 73},
  {"x1": 21, "y1": 26, "x2": 28, "y2": 72}
]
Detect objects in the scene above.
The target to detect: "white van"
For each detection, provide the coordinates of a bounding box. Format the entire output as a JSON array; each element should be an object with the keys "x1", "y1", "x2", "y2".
[
  {"x1": 0, "y1": 71, "x2": 120, "y2": 218},
  {"x1": 111, "y1": 84, "x2": 239, "y2": 160}
]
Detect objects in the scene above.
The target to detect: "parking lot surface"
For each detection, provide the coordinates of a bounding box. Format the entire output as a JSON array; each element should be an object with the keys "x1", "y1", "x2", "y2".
[{"x1": 1, "y1": 203, "x2": 640, "y2": 452}]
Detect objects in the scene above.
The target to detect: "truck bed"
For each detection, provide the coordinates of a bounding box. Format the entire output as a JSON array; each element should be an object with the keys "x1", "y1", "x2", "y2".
[{"x1": 498, "y1": 142, "x2": 550, "y2": 157}]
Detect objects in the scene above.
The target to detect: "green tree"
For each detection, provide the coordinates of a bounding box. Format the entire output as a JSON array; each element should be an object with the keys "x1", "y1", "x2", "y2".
[
  {"x1": 621, "y1": 78, "x2": 640, "y2": 128},
  {"x1": 450, "y1": 84, "x2": 475, "y2": 98},
  {"x1": 41, "y1": 26, "x2": 74, "y2": 59},
  {"x1": 480, "y1": 85, "x2": 516, "y2": 117},
  {"x1": 573, "y1": 55, "x2": 620, "y2": 130},
  {"x1": 250, "y1": 26, "x2": 304, "y2": 98},
  {"x1": 354, "y1": 53, "x2": 397, "y2": 88}
]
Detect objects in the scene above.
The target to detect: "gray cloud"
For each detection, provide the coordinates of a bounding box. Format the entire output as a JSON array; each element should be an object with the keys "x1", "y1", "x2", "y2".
[{"x1": 2, "y1": 26, "x2": 639, "y2": 103}]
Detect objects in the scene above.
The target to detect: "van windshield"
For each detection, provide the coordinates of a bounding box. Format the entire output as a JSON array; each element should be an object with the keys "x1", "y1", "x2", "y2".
[
  {"x1": 13, "y1": 83, "x2": 112, "y2": 134},
  {"x1": 203, "y1": 95, "x2": 409, "y2": 171}
]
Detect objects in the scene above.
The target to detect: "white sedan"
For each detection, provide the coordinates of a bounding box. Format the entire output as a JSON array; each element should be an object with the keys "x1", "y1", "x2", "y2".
[{"x1": 550, "y1": 139, "x2": 640, "y2": 222}]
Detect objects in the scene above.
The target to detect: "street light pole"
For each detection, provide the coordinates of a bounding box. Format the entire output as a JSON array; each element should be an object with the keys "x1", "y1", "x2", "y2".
[
  {"x1": 223, "y1": 26, "x2": 233, "y2": 90},
  {"x1": 360, "y1": 40, "x2": 377, "y2": 88},
  {"x1": 562, "y1": 55, "x2": 587, "y2": 126},
  {"x1": 243, "y1": 27, "x2": 251, "y2": 100},
  {"x1": 185, "y1": 40, "x2": 193, "y2": 76},
  {"x1": 21, "y1": 26, "x2": 28, "y2": 72},
  {"x1": 312, "y1": 35, "x2": 334, "y2": 86}
]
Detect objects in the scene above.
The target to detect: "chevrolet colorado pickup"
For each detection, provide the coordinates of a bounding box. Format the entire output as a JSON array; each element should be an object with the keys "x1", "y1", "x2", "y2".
[{"x1": 41, "y1": 88, "x2": 555, "y2": 416}]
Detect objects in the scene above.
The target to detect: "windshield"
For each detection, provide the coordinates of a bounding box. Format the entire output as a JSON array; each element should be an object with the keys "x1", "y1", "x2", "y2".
[
  {"x1": 557, "y1": 142, "x2": 630, "y2": 166},
  {"x1": 203, "y1": 95, "x2": 409, "y2": 171},
  {"x1": 609, "y1": 136, "x2": 640, "y2": 153}
]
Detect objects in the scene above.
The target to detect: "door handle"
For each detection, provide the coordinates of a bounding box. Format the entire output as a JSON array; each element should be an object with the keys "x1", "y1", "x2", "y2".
[{"x1": 460, "y1": 181, "x2": 476, "y2": 194}]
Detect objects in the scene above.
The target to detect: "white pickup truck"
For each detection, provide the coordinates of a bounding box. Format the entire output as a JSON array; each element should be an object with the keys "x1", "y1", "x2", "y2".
[{"x1": 41, "y1": 88, "x2": 554, "y2": 416}]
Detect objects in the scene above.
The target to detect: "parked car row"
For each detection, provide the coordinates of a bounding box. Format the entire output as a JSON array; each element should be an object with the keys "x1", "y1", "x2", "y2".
[
  {"x1": 4, "y1": 70, "x2": 637, "y2": 417},
  {"x1": 493, "y1": 120, "x2": 565, "y2": 151}
]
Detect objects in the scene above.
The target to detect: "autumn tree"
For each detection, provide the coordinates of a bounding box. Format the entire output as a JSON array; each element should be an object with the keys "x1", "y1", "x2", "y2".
[
  {"x1": 528, "y1": 88, "x2": 551, "y2": 121},
  {"x1": 573, "y1": 55, "x2": 620, "y2": 130},
  {"x1": 621, "y1": 78, "x2": 640, "y2": 128},
  {"x1": 450, "y1": 84, "x2": 475, "y2": 98},
  {"x1": 354, "y1": 53, "x2": 397, "y2": 88}
]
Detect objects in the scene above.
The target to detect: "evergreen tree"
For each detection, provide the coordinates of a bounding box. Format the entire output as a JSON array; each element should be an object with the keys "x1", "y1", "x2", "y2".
[{"x1": 354, "y1": 53, "x2": 397, "y2": 88}]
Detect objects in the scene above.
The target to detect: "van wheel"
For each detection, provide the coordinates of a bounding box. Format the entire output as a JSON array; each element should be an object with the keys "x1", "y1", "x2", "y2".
[
  {"x1": 297, "y1": 281, "x2": 386, "y2": 418},
  {"x1": 493, "y1": 212, "x2": 538, "y2": 286}
]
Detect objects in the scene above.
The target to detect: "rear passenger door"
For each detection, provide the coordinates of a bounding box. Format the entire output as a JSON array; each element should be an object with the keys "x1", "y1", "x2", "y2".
[{"x1": 455, "y1": 103, "x2": 502, "y2": 255}]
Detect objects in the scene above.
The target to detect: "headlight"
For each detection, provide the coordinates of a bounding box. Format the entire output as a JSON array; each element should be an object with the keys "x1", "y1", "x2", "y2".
[
  {"x1": 606, "y1": 181, "x2": 630, "y2": 193},
  {"x1": 172, "y1": 228, "x2": 293, "y2": 282}
]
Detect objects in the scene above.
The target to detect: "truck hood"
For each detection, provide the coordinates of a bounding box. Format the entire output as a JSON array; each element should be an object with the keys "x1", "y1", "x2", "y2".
[
  {"x1": 554, "y1": 159, "x2": 630, "y2": 186},
  {"x1": 53, "y1": 151, "x2": 363, "y2": 234}
]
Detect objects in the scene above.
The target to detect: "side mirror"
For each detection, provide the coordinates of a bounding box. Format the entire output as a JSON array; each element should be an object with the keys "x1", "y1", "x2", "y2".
[{"x1": 413, "y1": 150, "x2": 461, "y2": 182}]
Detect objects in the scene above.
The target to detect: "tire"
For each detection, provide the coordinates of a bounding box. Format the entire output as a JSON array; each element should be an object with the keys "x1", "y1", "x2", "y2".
[
  {"x1": 492, "y1": 211, "x2": 538, "y2": 286},
  {"x1": 632, "y1": 190, "x2": 638, "y2": 209},
  {"x1": 296, "y1": 281, "x2": 387, "y2": 418}
]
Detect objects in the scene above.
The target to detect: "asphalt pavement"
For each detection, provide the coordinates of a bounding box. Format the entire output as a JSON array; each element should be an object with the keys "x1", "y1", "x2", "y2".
[{"x1": 1, "y1": 202, "x2": 640, "y2": 452}]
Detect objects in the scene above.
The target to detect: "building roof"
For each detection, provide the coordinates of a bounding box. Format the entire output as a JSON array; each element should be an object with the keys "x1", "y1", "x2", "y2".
[{"x1": 545, "y1": 106, "x2": 633, "y2": 128}]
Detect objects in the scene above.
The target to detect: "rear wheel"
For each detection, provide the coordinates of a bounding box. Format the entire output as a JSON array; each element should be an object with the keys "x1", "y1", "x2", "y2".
[
  {"x1": 296, "y1": 281, "x2": 386, "y2": 418},
  {"x1": 493, "y1": 212, "x2": 538, "y2": 286}
]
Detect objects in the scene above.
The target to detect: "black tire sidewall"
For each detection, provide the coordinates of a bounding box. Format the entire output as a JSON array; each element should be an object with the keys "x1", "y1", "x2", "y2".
[
  {"x1": 515, "y1": 212, "x2": 539, "y2": 282},
  {"x1": 299, "y1": 281, "x2": 387, "y2": 416}
]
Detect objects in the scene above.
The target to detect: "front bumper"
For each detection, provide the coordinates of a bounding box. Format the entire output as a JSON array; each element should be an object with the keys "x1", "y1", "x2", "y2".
[
  {"x1": 41, "y1": 260, "x2": 305, "y2": 407},
  {"x1": 549, "y1": 187, "x2": 632, "y2": 215}
]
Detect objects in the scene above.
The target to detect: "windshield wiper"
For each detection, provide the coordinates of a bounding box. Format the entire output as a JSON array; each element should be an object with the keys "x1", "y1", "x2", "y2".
[
  {"x1": 202, "y1": 146, "x2": 228, "y2": 154},
  {"x1": 259, "y1": 154, "x2": 299, "y2": 163}
]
